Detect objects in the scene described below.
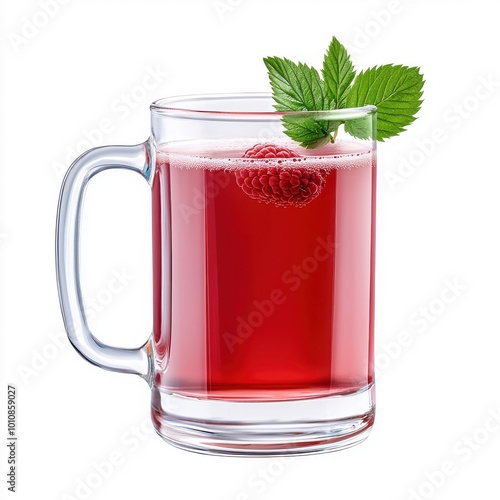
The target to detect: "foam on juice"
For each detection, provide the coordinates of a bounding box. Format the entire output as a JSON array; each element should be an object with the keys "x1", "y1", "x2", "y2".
[{"x1": 156, "y1": 139, "x2": 374, "y2": 172}]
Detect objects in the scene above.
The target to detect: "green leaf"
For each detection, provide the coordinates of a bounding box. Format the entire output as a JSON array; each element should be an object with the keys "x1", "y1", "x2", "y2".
[
  {"x1": 344, "y1": 116, "x2": 373, "y2": 140},
  {"x1": 346, "y1": 64, "x2": 424, "y2": 141},
  {"x1": 264, "y1": 42, "x2": 425, "y2": 147},
  {"x1": 264, "y1": 56, "x2": 330, "y2": 112},
  {"x1": 264, "y1": 56, "x2": 335, "y2": 147},
  {"x1": 322, "y1": 36, "x2": 356, "y2": 108},
  {"x1": 282, "y1": 115, "x2": 342, "y2": 149}
]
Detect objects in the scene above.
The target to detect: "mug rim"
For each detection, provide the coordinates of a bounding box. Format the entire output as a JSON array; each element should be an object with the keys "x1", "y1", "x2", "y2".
[{"x1": 150, "y1": 92, "x2": 376, "y2": 119}]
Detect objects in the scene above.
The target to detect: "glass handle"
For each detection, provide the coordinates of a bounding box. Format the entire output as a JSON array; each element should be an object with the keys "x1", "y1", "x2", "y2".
[{"x1": 56, "y1": 142, "x2": 153, "y2": 382}]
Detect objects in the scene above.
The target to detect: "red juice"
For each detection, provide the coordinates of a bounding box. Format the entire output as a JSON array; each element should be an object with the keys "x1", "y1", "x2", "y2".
[{"x1": 152, "y1": 140, "x2": 376, "y2": 401}]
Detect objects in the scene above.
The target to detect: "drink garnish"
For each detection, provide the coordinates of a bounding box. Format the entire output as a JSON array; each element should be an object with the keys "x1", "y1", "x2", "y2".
[
  {"x1": 264, "y1": 36, "x2": 424, "y2": 148},
  {"x1": 235, "y1": 143, "x2": 326, "y2": 207}
]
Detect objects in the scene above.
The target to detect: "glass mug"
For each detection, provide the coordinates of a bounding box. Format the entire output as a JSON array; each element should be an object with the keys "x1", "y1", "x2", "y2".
[{"x1": 56, "y1": 94, "x2": 377, "y2": 456}]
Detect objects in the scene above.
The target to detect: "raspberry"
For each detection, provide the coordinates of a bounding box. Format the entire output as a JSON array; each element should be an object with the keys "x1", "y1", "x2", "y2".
[
  {"x1": 235, "y1": 144, "x2": 326, "y2": 207},
  {"x1": 242, "y1": 143, "x2": 299, "y2": 159}
]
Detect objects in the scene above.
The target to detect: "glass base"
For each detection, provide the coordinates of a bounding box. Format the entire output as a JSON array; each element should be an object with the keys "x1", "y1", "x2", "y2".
[{"x1": 151, "y1": 384, "x2": 375, "y2": 456}]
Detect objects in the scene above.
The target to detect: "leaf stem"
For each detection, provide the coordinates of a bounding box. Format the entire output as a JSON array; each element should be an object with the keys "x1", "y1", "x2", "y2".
[{"x1": 330, "y1": 128, "x2": 339, "y2": 143}]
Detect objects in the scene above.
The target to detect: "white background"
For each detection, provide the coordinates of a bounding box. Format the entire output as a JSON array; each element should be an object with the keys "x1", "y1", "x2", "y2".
[{"x1": 1, "y1": 0, "x2": 500, "y2": 499}]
